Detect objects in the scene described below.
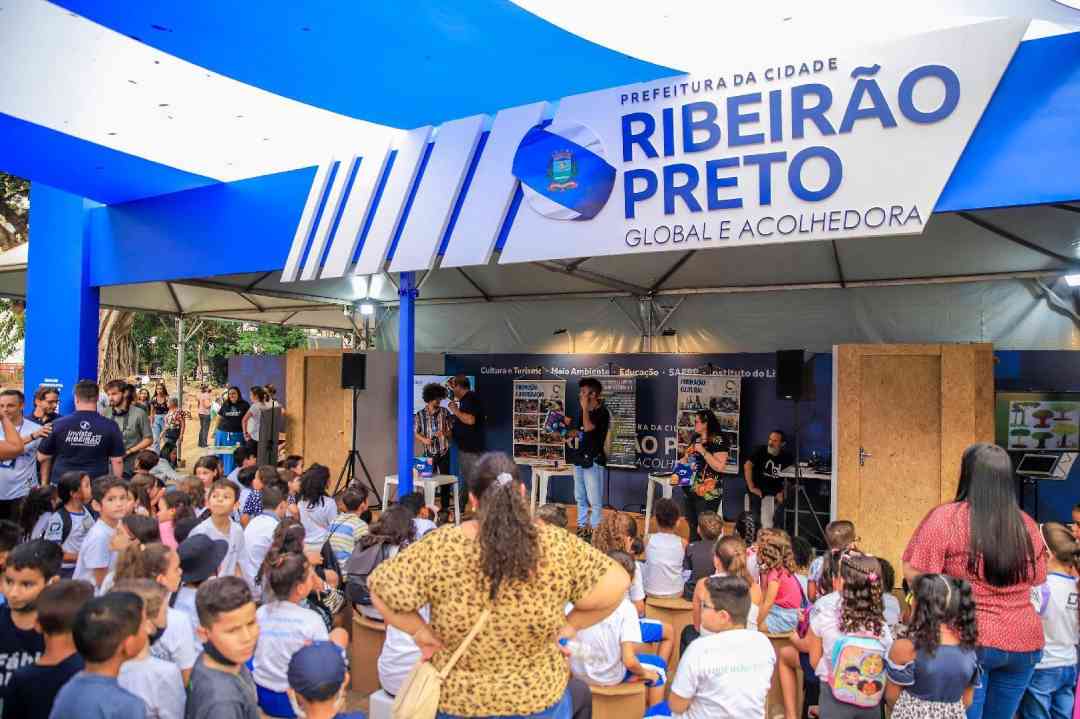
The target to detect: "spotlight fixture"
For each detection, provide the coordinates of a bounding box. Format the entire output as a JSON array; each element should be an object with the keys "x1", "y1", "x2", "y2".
[
  {"x1": 1065, "y1": 273, "x2": 1080, "y2": 287},
  {"x1": 359, "y1": 303, "x2": 375, "y2": 316}
]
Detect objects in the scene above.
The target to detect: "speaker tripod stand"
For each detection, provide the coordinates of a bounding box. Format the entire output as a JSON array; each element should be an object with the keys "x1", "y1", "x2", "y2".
[{"x1": 332, "y1": 386, "x2": 381, "y2": 508}]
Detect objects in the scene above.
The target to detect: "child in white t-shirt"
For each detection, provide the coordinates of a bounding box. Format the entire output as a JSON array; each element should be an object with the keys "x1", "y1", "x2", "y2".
[
  {"x1": 188, "y1": 480, "x2": 245, "y2": 577},
  {"x1": 570, "y1": 551, "x2": 668, "y2": 711},
  {"x1": 644, "y1": 498, "x2": 688, "y2": 597},
  {"x1": 1021, "y1": 522, "x2": 1080, "y2": 716},
  {"x1": 72, "y1": 478, "x2": 129, "y2": 592},
  {"x1": 253, "y1": 552, "x2": 348, "y2": 716},
  {"x1": 114, "y1": 578, "x2": 187, "y2": 719},
  {"x1": 297, "y1": 465, "x2": 338, "y2": 552},
  {"x1": 44, "y1": 471, "x2": 95, "y2": 578},
  {"x1": 648, "y1": 575, "x2": 776, "y2": 719}
]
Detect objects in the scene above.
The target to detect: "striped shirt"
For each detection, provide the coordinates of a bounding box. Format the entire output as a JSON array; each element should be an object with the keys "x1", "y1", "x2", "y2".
[
  {"x1": 328, "y1": 513, "x2": 369, "y2": 566},
  {"x1": 414, "y1": 406, "x2": 452, "y2": 457}
]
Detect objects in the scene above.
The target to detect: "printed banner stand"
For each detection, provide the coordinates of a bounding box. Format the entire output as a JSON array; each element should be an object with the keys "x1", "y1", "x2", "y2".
[
  {"x1": 676, "y1": 375, "x2": 742, "y2": 474},
  {"x1": 595, "y1": 375, "x2": 637, "y2": 469},
  {"x1": 513, "y1": 379, "x2": 567, "y2": 465}
]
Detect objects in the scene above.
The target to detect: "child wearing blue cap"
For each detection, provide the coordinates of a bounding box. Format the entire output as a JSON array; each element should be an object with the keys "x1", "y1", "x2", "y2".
[{"x1": 286, "y1": 641, "x2": 362, "y2": 719}]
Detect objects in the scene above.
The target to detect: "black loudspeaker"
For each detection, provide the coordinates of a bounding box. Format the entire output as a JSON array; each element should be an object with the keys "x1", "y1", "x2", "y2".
[
  {"x1": 776, "y1": 349, "x2": 805, "y2": 400},
  {"x1": 341, "y1": 353, "x2": 367, "y2": 390}
]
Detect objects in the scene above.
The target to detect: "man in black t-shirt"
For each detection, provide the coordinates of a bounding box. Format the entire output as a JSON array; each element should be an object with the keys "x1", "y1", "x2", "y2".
[
  {"x1": 743, "y1": 429, "x2": 793, "y2": 530},
  {"x1": 448, "y1": 375, "x2": 484, "y2": 512},
  {"x1": 37, "y1": 380, "x2": 124, "y2": 484},
  {"x1": 564, "y1": 378, "x2": 610, "y2": 539}
]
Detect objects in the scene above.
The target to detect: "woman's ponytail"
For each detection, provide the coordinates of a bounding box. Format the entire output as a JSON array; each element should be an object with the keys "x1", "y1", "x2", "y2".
[{"x1": 470, "y1": 453, "x2": 539, "y2": 600}]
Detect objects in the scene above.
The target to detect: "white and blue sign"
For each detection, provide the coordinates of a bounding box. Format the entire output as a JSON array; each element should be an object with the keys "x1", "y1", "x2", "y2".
[
  {"x1": 512, "y1": 122, "x2": 616, "y2": 220},
  {"x1": 282, "y1": 18, "x2": 1030, "y2": 278}
]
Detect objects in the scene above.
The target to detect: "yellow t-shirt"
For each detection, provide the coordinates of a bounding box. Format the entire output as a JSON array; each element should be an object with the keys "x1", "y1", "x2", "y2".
[{"x1": 368, "y1": 522, "x2": 615, "y2": 716}]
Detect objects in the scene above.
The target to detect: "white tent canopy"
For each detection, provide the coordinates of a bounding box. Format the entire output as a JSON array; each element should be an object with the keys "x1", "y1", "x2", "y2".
[{"x1": 0, "y1": 203, "x2": 1076, "y2": 352}]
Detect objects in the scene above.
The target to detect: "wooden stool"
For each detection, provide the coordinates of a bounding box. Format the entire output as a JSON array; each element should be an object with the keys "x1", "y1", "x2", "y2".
[
  {"x1": 644, "y1": 595, "x2": 693, "y2": 672},
  {"x1": 765, "y1": 632, "x2": 804, "y2": 719},
  {"x1": 590, "y1": 682, "x2": 646, "y2": 719},
  {"x1": 350, "y1": 615, "x2": 386, "y2": 696}
]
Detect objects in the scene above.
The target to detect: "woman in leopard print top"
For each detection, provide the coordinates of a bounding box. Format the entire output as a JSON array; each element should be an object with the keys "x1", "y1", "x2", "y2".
[{"x1": 370, "y1": 452, "x2": 628, "y2": 718}]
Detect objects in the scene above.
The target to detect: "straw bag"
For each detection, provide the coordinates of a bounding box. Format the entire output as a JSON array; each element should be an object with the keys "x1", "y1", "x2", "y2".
[{"x1": 392, "y1": 608, "x2": 491, "y2": 719}]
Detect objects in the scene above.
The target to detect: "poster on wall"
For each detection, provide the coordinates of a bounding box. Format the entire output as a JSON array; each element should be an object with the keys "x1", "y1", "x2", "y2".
[
  {"x1": 676, "y1": 375, "x2": 741, "y2": 473},
  {"x1": 413, "y1": 375, "x2": 475, "y2": 415},
  {"x1": 595, "y1": 376, "x2": 637, "y2": 469},
  {"x1": 998, "y1": 394, "x2": 1080, "y2": 451},
  {"x1": 513, "y1": 379, "x2": 567, "y2": 465}
]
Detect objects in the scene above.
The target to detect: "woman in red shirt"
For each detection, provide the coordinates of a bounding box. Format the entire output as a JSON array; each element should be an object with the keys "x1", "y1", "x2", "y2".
[{"x1": 903, "y1": 443, "x2": 1047, "y2": 719}]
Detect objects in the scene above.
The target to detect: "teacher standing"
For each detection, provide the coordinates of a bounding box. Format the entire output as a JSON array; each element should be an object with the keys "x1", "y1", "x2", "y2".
[
  {"x1": 681, "y1": 410, "x2": 730, "y2": 542},
  {"x1": 903, "y1": 443, "x2": 1047, "y2": 719},
  {"x1": 215, "y1": 386, "x2": 250, "y2": 475}
]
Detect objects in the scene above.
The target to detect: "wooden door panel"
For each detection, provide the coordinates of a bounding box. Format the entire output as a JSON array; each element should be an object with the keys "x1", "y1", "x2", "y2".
[
  {"x1": 304, "y1": 356, "x2": 344, "y2": 480},
  {"x1": 858, "y1": 355, "x2": 942, "y2": 571}
]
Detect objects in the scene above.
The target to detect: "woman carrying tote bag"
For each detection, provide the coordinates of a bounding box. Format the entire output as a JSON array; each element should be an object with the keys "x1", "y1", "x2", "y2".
[{"x1": 369, "y1": 452, "x2": 629, "y2": 719}]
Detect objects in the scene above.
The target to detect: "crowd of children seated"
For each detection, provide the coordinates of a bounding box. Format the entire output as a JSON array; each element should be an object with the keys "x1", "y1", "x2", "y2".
[{"x1": 0, "y1": 437, "x2": 1075, "y2": 719}]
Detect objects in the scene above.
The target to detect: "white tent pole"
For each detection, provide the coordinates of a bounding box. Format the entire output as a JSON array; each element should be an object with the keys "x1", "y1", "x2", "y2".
[{"x1": 176, "y1": 315, "x2": 185, "y2": 410}]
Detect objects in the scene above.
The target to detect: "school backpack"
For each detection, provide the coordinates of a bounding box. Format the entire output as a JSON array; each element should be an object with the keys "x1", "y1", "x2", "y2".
[
  {"x1": 344, "y1": 541, "x2": 390, "y2": 607},
  {"x1": 828, "y1": 632, "x2": 887, "y2": 708}
]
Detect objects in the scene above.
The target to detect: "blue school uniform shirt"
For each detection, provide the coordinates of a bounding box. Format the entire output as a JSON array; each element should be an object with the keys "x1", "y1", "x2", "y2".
[{"x1": 47, "y1": 671, "x2": 146, "y2": 719}]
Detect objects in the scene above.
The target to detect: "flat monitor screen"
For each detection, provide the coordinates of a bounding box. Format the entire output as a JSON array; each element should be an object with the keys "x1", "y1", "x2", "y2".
[{"x1": 1017, "y1": 454, "x2": 1059, "y2": 475}]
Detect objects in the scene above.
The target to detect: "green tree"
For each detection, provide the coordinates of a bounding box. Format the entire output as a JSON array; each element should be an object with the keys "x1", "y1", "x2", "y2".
[
  {"x1": 0, "y1": 173, "x2": 28, "y2": 250},
  {"x1": 225, "y1": 324, "x2": 309, "y2": 356},
  {"x1": 1014, "y1": 401, "x2": 1042, "y2": 425},
  {"x1": 1053, "y1": 422, "x2": 1078, "y2": 448},
  {"x1": 1009, "y1": 427, "x2": 1031, "y2": 448},
  {"x1": 1032, "y1": 431, "x2": 1055, "y2": 449},
  {"x1": 1047, "y1": 403, "x2": 1080, "y2": 420},
  {"x1": 1032, "y1": 409, "x2": 1055, "y2": 428}
]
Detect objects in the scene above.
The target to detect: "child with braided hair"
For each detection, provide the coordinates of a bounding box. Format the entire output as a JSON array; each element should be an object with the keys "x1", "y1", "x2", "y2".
[
  {"x1": 803, "y1": 551, "x2": 893, "y2": 719},
  {"x1": 885, "y1": 573, "x2": 979, "y2": 719},
  {"x1": 757, "y1": 530, "x2": 803, "y2": 633},
  {"x1": 252, "y1": 543, "x2": 347, "y2": 717}
]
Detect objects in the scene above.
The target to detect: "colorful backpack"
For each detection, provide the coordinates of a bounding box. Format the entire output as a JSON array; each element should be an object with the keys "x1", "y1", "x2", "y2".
[{"x1": 828, "y1": 632, "x2": 887, "y2": 707}]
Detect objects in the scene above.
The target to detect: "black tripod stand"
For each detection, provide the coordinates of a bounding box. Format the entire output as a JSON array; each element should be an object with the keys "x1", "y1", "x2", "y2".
[
  {"x1": 332, "y1": 387, "x2": 381, "y2": 508},
  {"x1": 787, "y1": 398, "x2": 827, "y2": 544}
]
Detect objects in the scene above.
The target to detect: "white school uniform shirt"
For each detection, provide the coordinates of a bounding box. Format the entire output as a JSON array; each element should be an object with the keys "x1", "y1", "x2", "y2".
[
  {"x1": 299, "y1": 497, "x2": 338, "y2": 547},
  {"x1": 630, "y1": 562, "x2": 646, "y2": 604},
  {"x1": 43, "y1": 506, "x2": 94, "y2": 572},
  {"x1": 810, "y1": 591, "x2": 893, "y2": 682},
  {"x1": 118, "y1": 654, "x2": 187, "y2": 719},
  {"x1": 254, "y1": 601, "x2": 330, "y2": 692},
  {"x1": 670, "y1": 628, "x2": 776, "y2": 719},
  {"x1": 150, "y1": 608, "x2": 198, "y2": 671},
  {"x1": 188, "y1": 517, "x2": 245, "y2": 577},
  {"x1": 30, "y1": 512, "x2": 52, "y2": 539},
  {"x1": 883, "y1": 592, "x2": 901, "y2": 629},
  {"x1": 72, "y1": 518, "x2": 117, "y2": 590},
  {"x1": 644, "y1": 533, "x2": 685, "y2": 597},
  {"x1": 378, "y1": 606, "x2": 430, "y2": 696},
  {"x1": 570, "y1": 597, "x2": 642, "y2": 686},
  {"x1": 0, "y1": 418, "x2": 40, "y2": 500},
  {"x1": 173, "y1": 586, "x2": 199, "y2": 634},
  {"x1": 1032, "y1": 572, "x2": 1080, "y2": 669},
  {"x1": 239, "y1": 512, "x2": 279, "y2": 599},
  {"x1": 413, "y1": 517, "x2": 437, "y2": 539}
]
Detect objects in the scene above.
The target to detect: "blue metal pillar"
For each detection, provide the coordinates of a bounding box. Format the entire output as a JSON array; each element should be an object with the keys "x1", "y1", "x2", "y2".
[
  {"x1": 396, "y1": 271, "x2": 417, "y2": 498},
  {"x1": 24, "y1": 185, "x2": 98, "y2": 414}
]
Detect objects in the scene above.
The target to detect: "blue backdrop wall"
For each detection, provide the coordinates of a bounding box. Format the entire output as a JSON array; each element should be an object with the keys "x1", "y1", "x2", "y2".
[
  {"x1": 445, "y1": 352, "x2": 832, "y2": 518},
  {"x1": 227, "y1": 355, "x2": 287, "y2": 407},
  {"x1": 995, "y1": 350, "x2": 1080, "y2": 523}
]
